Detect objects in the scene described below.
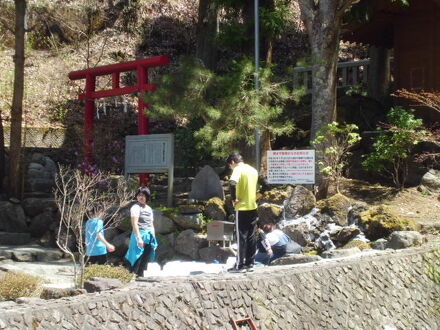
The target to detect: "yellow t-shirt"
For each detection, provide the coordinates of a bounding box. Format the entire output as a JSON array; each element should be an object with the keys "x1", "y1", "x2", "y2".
[{"x1": 230, "y1": 162, "x2": 258, "y2": 211}]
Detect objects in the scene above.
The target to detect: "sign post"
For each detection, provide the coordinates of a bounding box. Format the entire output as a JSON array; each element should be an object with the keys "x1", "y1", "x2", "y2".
[
  {"x1": 125, "y1": 134, "x2": 174, "y2": 206},
  {"x1": 267, "y1": 150, "x2": 315, "y2": 184}
]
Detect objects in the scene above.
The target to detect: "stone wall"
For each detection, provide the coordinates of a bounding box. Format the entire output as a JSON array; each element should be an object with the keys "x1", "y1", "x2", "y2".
[{"x1": 0, "y1": 246, "x2": 439, "y2": 329}]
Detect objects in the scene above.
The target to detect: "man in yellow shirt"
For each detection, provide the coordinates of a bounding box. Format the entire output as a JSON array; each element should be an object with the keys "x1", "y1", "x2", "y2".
[{"x1": 226, "y1": 153, "x2": 259, "y2": 273}]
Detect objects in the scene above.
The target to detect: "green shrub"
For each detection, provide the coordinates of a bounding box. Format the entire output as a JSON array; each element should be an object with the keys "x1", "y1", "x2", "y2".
[
  {"x1": 362, "y1": 106, "x2": 428, "y2": 189},
  {"x1": 83, "y1": 264, "x2": 133, "y2": 284},
  {"x1": 0, "y1": 271, "x2": 44, "y2": 301}
]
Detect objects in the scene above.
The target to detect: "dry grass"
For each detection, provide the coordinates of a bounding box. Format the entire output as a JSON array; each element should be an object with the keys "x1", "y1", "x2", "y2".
[
  {"x1": 0, "y1": 271, "x2": 44, "y2": 301},
  {"x1": 83, "y1": 264, "x2": 133, "y2": 284}
]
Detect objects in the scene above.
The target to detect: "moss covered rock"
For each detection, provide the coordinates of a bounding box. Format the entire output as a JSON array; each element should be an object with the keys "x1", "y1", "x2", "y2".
[
  {"x1": 317, "y1": 193, "x2": 351, "y2": 226},
  {"x1": 341, "y1": 240, "x2": 371, "y2": 251},
  {"x1": 359, "y1": 205, "x2": 419, "y2": 241},
  {"x1": 259, "y1": 186, "x2": 294, "y2": 204},
  {"x1": 203, "y1": 197, "x2": 226, "y2": 221},
  {"x1": 257, "y1": 203, "x2": 283, "y2": 225}
]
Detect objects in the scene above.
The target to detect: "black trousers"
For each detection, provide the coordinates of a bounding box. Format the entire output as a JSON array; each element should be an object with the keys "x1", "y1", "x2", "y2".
[
  {"x1": 88, "y1": 254, "x2": 107, "y2": 265},
  {"x1": 131, "y1": 244, "x2": 152, "y2": 277},
  {"x1": 236, "y1": 209, "x2": 258, "y2": 268}
]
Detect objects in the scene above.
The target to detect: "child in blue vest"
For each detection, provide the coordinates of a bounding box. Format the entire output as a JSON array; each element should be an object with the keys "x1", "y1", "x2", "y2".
[{"x1": 85, "y1": 206, "x2": 115, "y2": 265}]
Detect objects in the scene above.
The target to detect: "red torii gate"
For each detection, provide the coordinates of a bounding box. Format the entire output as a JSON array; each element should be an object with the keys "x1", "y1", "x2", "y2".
[{"x1": 68, "y1": 55, "x2": 170, "y2": 185}]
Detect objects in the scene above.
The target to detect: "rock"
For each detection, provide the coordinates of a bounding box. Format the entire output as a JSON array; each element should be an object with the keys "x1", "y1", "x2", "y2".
[
  {"x1": 317, "y1": 193, "x2": 351, "y2": 226},
  {"x1": 0, "y1": 201, "x2": 28, "y2": 233},
  {"x1": 321, "y1": 247, "x2": 361, "y2": 259},
  {"x1": 347, "y1": 201, "x2": 368, "y2": 226},
  {"x1": 271, "y1": 254, "x2": 322, "y2": 265},
  {"x1": 259, "y1": 186, "x2": 293, "y2": 204},
  {"x1": 83, "y1": 277, "x2": 123, "y2": 293},
  {"x1": 203, "y1": 197, "x2": 227, "y2": 221},
  {"x1": 25, "y1": 156, "x2": 57, "y2": 193},
  {"x1": 316, "y1": 232, "x2": 336, "y2": 251},
  {"x1": 189, "y1": 165, "x2": 225, "y2": 201},
  {"x1": 15, "y1": 297, "x2": 44, "y2": 304},
  {"x1": 372, "y1": 238, "x2": 388, "y2": 250},
  {"x1": 386, "y1": 231, "x2": 424, "y2": 249},
  {"x1": 41, "y1": 288, "x2": 86, "y2": 300},
  {"x1": 284, "y1": 186, "x2": 316, "y2": 219},
  {"x1": 282, "y1": 222, "x2": 311, "y2": 247},
  {"x1": 330, "y1": 227, "x2": 361, "y2": 247},
  {"x1": 22, "y1": 198, "x2": 56, "y2": 217},
  {"x1": 35, "y1": 249, "x2": 64, "y2": 262},
  {"x1": 12, "y1": 251, "x2": 34, "y2": 262},
  {"x1": 257, "y1": 203, "x2": 283, "y2": 225},
  {"x1": 171, "y1": 213, "x2": 204, "y2": 231},
  {"x1": 29, "y1": 209, "x2": 56, "y2": 238},
  {"x1": 103, "y1": 227, "x2": 119, "y2": 243},
  {"x1": 359, "y1": 205, "x2": 419, "y2": 241},
  {"x1": 340, "y1": 240, "x2": 371, "y2": 251},
  {"x1": 199, "y1": 246, "x2": 235, "y2": 263},
  {"x1": 178, "y1": 204, "x2": 204, "y2": 214},
  {"x1": 420, "y1": 169, "x2": 440, "y2": 192},
  {"x1": 0, "y1": 232, "x2": 31, "y2": 245},
  {"x1": 111, "y1": 232, "x2": 130, "y2": 257},
  {"x1": 153, "y1": 210, "x2": 177, "y2": 234},
  {"x1": 175, "y1": 229, "x2": 209, "y2": 260}
]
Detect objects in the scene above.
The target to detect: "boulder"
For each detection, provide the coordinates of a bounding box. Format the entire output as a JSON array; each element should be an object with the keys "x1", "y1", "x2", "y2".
[
  {"x1": 282, "y1": 222, "x2": 311, "y2": 247},
  {"x1": 41, "y1": 288, "x2": 86, "y2": 300},
  {"x1": 271, "y1": 254, "x2": 322, "y2": 265},
  {"x1": 84, "y1": 277, "x2": 123, "y2": 293},
  {"x1": 330, "y1": 227, "x2": 361, "y2": 247},
  {"x1": 35, "y1": 249, "x2": 64, "y2": 262},
  {"x1": 111, "y1": 232, "x2": 130, "y2": 257},
  {"x1": 321, "y1": 247, "x2": 361, "y2": 259},
  {"x1": 359, "y1": 205, "x2": 419, "y2": 241},
  {"x1": 29, "y1": 209, "x2": 55, "y2": 238},
  {"x1": 316, "y1": 232, "x2": 336, "y2": 251},
  {"x1": 0, "y1": 232, "x2": 31, "y2": 245},
  {"x1": 153, "y1": 210, "x2": 177, "y2": 234},
  {"x1": 0, "y1": 201, "x2": 28, "y2": 233},
  {"x1": 25, "y1": 155, "x2": 57, "y2": 193},
  {"x1": 175, "y1": 229, "x2": 209, "y2": 260},
  {"x1": 420, "y1": 169, "x2": 440, "y2": 192},
  {"x1": 317, "y1": 193, "x2": 351, "y2": 226},
  {"x1": 386, "y1": 231, "x2": 424, "y2": 249},
  {"x1": 259, "y1": 186, "x2": 293, "y2": 204},
  {"x1": 347, "y1": 201, "x2": 369, "y2": 226},
  {"x1": 199, "y1": 246, "x2": 235, "y2": 263},
  {"x1": 371, "y1": 238, "x2": 388, "y2": 250},
  {"x1": 22, "y1": 198, "x2": 56, "y2": 217},
  {"x1": 189, "y1": 165, "x2": 224, "y2": 201},
  {"x1": 203, "y1": 197, "x2": 227, "y2": 221},
  {"x1": 284, "y1": 186, "x2": 316, "y2": 219},
  {"x1": 340, "y1": 240, "x2": 371, "y2": 251},
  {"x1": 171, "y1": 213, "x2": 204, "y2": 231},
  {"x1": 257, "y1": 203, "x2": 283, "y2": 225}
]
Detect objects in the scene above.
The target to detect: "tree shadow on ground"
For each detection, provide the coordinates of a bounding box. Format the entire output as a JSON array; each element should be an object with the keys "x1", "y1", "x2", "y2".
[{"x1": 338, "y1": 178, "x2": 399, "y2": 204}]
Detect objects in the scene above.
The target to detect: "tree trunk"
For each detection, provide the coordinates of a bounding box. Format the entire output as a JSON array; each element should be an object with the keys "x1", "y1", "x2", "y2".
[
  {"x1": 196, "y1": 0, "x2": 218, "y2": 70},
  {"x1": 298, "y1": 0, "x2": 356, "y2": 199},
  {"x1": 367, "y1": 45, "x2": 391, "y2": 103},
  {"x1": 9, "y1": 0, "x2": 26, "y2": 199},
  {"x1": 0, "y1": 111, "x2": 5, "y2": 191}
]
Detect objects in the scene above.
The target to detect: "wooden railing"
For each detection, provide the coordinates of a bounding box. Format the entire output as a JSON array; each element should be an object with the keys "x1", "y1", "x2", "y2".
[{"x1": 293, "y1": 59, "x2": 370, "y2": 92}]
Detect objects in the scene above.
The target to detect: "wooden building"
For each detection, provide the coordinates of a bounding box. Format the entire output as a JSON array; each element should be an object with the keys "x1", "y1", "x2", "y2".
[{"x1": 343, "y1": 0, "x2": 440, "y2": 92}]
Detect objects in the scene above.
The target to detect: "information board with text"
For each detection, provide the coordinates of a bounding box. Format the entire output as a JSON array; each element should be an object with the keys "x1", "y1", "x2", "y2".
[{"x1": 267, "y1": 150, "x2": 315, "y2": 184}]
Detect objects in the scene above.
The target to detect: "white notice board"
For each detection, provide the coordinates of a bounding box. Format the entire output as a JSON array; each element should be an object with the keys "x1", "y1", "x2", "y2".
[
  {"x1": 125, "y1": 134, "x2": 174, "y2": 174},
  {"x1": 125, "y1": 134, "x2": 174, "y2": 206},
  {"x1": 267, "y1": 150, "x2": 315, "y2": 184}
]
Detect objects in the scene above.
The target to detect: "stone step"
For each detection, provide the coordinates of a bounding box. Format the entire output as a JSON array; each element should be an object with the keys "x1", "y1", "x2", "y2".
[{"x1": 0, "y1": 244, "x2": 65, "y2": 262}]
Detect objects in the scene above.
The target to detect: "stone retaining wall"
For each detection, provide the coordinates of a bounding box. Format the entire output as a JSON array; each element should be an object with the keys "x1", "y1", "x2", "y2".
[{"x1": 0, "y1": 246, "x2": 439, "y2": 329}]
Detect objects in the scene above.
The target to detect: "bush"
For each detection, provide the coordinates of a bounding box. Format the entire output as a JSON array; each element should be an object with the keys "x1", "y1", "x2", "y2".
[
  {"x1": 83, "y1": 264, "x2": 133, "y2": 284},
  {"x1": 0, "y1": 271, "x2": 44, "y2": 301},
  {"x1": 362, "y1": 107, "x2": 428, "y2": 189}
]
